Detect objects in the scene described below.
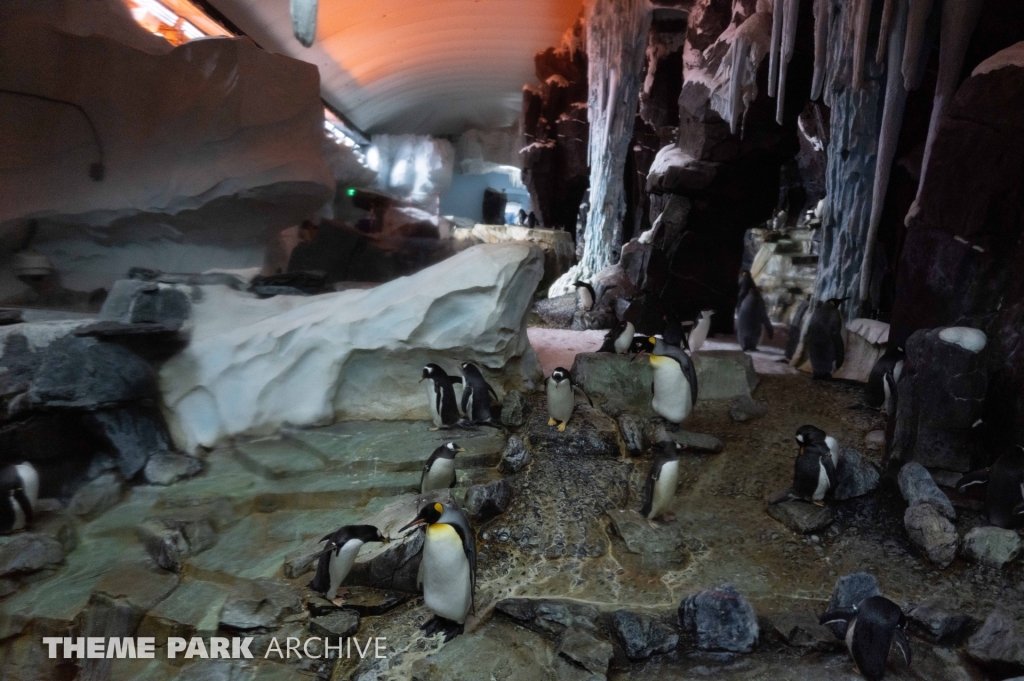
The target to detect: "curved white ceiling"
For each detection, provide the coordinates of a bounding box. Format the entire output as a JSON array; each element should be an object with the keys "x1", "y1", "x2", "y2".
[{"x1": 207, "y1": 0, "x2": 585, "y2": 135}]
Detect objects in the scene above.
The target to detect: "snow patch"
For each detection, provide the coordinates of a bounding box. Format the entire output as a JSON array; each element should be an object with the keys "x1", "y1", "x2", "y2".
[{"x1": 938, "y1": 327, "x2": 987, "y2": 353}]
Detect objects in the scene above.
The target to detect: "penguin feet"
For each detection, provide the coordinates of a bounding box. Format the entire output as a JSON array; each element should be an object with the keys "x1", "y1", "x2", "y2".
[
  {"x1": 662, "y1": 512, "x2": 677, "y2": 522},
  {"x1": 330, "y1": 589, "x2": 351, "y2": 606},
  {"x1": 428, "y1": 427, "x2": 440, "y2": 432},
  {"x1": 548, "y1": 417, "x2": 557, "y2": 427},
  {"x1": 421, "y1": 616, "x2": 464, "y2": 642},
  {"x1": 557, "y1": 422, "x2": 567, "y2": 432}
]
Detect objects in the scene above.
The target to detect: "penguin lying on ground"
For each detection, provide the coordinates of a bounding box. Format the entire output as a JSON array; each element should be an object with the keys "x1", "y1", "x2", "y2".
[
  {"x1": 421, "y1": 442, "x2": 466, "y2": 493},
  {"x1": 641, "y1": 441, "x2": 682, "y2": 523},
  {"x1": 736, "y1": 270, "x2": 774, "y2": 351},
  {"x1": 806, "y1": 298, "x2": 847, "y2": 379},
  {"x1": 573, "y1": 281, "x2": 596, "y2": 311},
  {"x1": 956, "y1": 445, "x2": 1024, "y2": 529},
  {"x1": 819, "y1": 596, "x2": 912, "y2": 680},
  {"x1": 546, "y1": 367, "x2": 593, "y2": 431},
  {"x1": 0, "y1": 463, "x2": 37, "y2": 534},
  {"x1": 400, "y1": 501, "x2": 476, "y2": 642},
  {"x1": 795, "y1": 424, "x2": 840, "y2": 468},
  {"x1": 599, "y1": 319, "x2": 635, "y2": 354},
  {"x1": 633, "y1": 337, "x2": 698, "y2": 425},
  {"x1": 459, "y1": 362, "x2": 499, "y2": 425},
  {"x1": 308, "y1": 524, "x2": 388, "y2": 604},
  {"x1": 421, "y1": 364, "x2": 462, "y2": 430},
  {"x1": 687, "y1": 310, "x2": 714, "y2": 353},
  {"x1": 771, "y1": 431, "x2": 836, "y2": 506},
  {"x1": 867, "y1": 346, "x2": 905, "y2": 410}
]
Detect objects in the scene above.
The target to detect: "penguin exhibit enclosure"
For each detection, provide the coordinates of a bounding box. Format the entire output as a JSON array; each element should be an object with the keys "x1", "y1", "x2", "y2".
[{"x1": 4, "y1": 0, "x2": 1024, "y2": 679}]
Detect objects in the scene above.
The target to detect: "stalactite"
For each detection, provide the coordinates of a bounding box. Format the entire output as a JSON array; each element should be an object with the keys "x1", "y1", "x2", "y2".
[
  {"x1": 901, "y1": 0, "x2": 934, "y2": 90},
  {"x1": 810, "y1": 0, "x2": 830, "y2": 100},
  {"x1": 776, "y1": 0, "x2": 801, "y2": 124},
  {"x1": 852, "y1": 0, "x2": 872, "y2": 90},
  {"x1": 728, "y1": 35, "x2": 751, "y2": 134},
  {"x1": 290, "y1": 0, "x2": 318, "y2": 47},
  {"x1": 768, "y1": 0, "x2": 785, "y2": 97},
  {"x1": 859, "y1": 0, "x2": 909, "y2": 309},
  {"x1": 875, "y1": 0, "x2": 895, "y2": 64}
]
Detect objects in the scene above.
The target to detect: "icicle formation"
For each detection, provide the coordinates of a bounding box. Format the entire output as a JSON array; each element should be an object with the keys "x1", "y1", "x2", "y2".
[
  {"x1": 810, "y1": 0, "x2": 831, "y2": 100},
  {"x1": 776, "y1": 0, "x2": 801, "y2": 124},
  {"x1": 851, "y1": 0, "x2": 872, "y2": 90},
  {"x1": 875, "y1": 0, "x2": 895, "y2": 64},
  {"x1": 901, "y1": 0, "x2": 934, "y2": 90},
  {"x1": 291, "y1": 0, "x2": 318, "y2": 47},
  {"x1": 726, "y1": 12, "x2": 772, "y2": 135},
  {"x1": 859, "y1": 0, "x2": 909, "y2": 307},
  {"x1": 768, "y1": 0, "x2": 785, "y2": 97}
]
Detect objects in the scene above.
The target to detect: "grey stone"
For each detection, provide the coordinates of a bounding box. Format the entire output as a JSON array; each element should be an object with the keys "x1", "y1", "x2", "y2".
[
  {"x1": 691, "y1": 351, "x2": 759, "y2": 399},
  {"x1": 144, "y1": 452, "x2": 204, "y2": 485},
  {"x1": 137, "y1": 515, "x2": 217, "y2": 572},
  {"x1": 495, "y1": 598, "x2": 600, "y2": 636},
  {"x1": 967, "y1": 609, "x2": 1024, "y2": 675},
  {"x1": 767, "y1": 499, "x2": 834, "y2": 534},
  {"x1": 606, "y1": 509, "x2": 690, "y2": 571},
  {"x1": 411, "y1": 617, "x2": 559, "y2": 681},
  {"x1": 825, "y1": 573, "x2": 882, "y2": 639},
  {"x1": 904, "y1": 503, "x2": 959, "y2": 567},
  {"x1": 498, "y1": 436, "x2": 531, "y2": 474},
  {"x1": 500, "y1": 390, "x2": 532, "y2": 427},
  {"x1": 309, "y1": 610, "x2": 360, "y2": 640},
  {"x1": 78, "y1": 594, "x2": 144, "y2": 681},
  {"x1": 768, "y1": 609, "x2": 840, "y2": 651},
  {"x1": 908, "y1": 599, "x2": 979, "y2": 644},
  {"x1": 523, "y1": 404, "x2": 624, "y2": 459},
  {"x1": 68, "y1": 472, "x2": 124, "y2": 518},
  {"x1": 610, "y1": 610, "x2": 678, "y2": 660},
  {"x1": 219, "y1": 578, "x2": 304, "y2": 631},
  {"x1": 139, "y1": 580, "x2": 230, "y2": 640},
  {"x1": 464, "y1": 478, "x2": 512, "y2": 523},
  {"x1": 283, "y1": 543, "x2": 323, "y2": 580},
  {"x1": 570, "y1": 353, "x2": 654, "y2": 417},
  {"x1": 834, "y1": 448, "x2": 880, "y2": 501},
  {"x1": 617, "y1": 414, "x2": 644, "y2": 453},
  {"x1": 898, "y1": 462, "x2": 956, "y2": 519},
  {"x1": 670, "y1": 430, "x2": 724, "y2": 453},
  {"x1": 963, "y1": 526, "x2": 1023, "y2": 568},
  {"x1": 0, "y1": 309, "x2": 23, "y2": 325},
  {"x1": 729, "y1": 395, "x2": 766, "y2": 422},
  {"x1": 680, "y1": 584, "x2": 759, "y2": 653},
  {"x1": 86, "y1": 405, "x2": 174, "y2": 479},
  {"x1": 557, "y1": 626, "x2": 612, "y2": 675},
  {"x1": 308, "y1": 587, "x2": 410, "y2": 617},
  {"x1": 100, "y1": 279, "x2": 191, "y2": 330},
  {"x1": 0, "y1": 533, "x2": 64, "y2": 577}
]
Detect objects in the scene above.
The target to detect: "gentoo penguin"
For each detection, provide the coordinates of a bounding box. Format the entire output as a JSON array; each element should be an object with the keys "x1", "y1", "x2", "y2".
[
  {"x1": 634, "y1": 337, "x2": 698, "y2": 425},
  {"x1": 420, "y1": 364, "x2": 462, "y2": 430},
  {"x1": 956, "y1": 446, "x2": 1024, "y2": 529},
  {"x1": 458, "y1": 362, "x2": 499, "y2": 425},
  {"x1": 599, "y1": 319, "x2": 636, "y2": 354},
  {"x1": 573, "y1": 281, "x2": 596, "y2": 312},
  {"x1": 784, "y1": 299, "x2": 809, "y2": 361},
  {"x1": 400, "y1": 501, "x2": 476, "y2": 641},
  {"x1": 771, "y1": 437, "x2": 836, "y2": 505},
  {"x1": 421, "y1": 442, "x2": 466, "y2": 493},
  {"x1": 687, "y1": 310, "x2": 714, "y2": 353},
  {"x1": 795, "y1": 424, "x2": 840, "y2": 468},
  {"x1": 545, "y1": 367, "x2": 592, "y2": 431},
  {"x1": 308, "y1": 524, "x2": 388, "y2": 603},
  {"x1": 641, "y1": 441, "x2": 682, "y2": 522},
  {"x1": 867, "y1": 346, "x2": 905, "y2": 409},
  {"x1": 819, "y1": 596, "x2": 912, "y2": 681},
  {"x1": 805, "y1": 298, "x2": 847, "y2": 379},
  {"x1": 735, "y1": 270, "x2": 774, "y2": 352},
  {"x1": 0, "y1": 463, "x2": 38, "y2": 534}
]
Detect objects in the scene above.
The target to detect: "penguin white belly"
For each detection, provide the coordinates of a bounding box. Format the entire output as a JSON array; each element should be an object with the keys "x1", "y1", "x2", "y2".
[
  {"x1": 464, "y1": 388, "x2": 473, "y2": 418},
  {"x1": 813, "y1": 462, "x2": 830, "y2": 501},
  {"x1": 825, "y1": 436, "x2": 840, "y2": 468},
  {"x1": 689, "y1": 318, "x2": 711, "y2": 353},
  {"x1": 614, "y1": 323, "x2": 635, "y2": 354},
  {"x1": 651, "y1": 362, "x2": 691, "y2": 423},
  {"x1": 423, "y1": 459, "x2": 456, "y2": 493},
  {"x1": 328, "y1": 539, "x2": 363, "y2": 598},
  {"x1": 649, "y1": 461, "x2": 679, "y2": 519},
  {"x1": 425, "y1": 381, "x2": 442, "y2": 426},
  {"x1": 578, "y1": 288, "x2": 593, "y2": 311},
  {"x1": 14, "y1": 464, "x2": 38, "y2": 510},
  {"x1": 422, "y1": 524, "x2": 472, "y2": 623},
  {"x1": 845, "y1": 619, "x2": 857, "y2": 652},
  {"x1": 11, "y1": 494, "x2": 26, "y2": 531},
  {"x1": 883, "y1": 375, "x2": 893, "y2": 413},
  {"x1": 547, "y1": 383, "x2": 575, "y2": 423}
]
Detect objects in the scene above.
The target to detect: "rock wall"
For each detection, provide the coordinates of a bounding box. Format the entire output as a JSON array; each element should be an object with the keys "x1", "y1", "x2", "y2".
[{"x1": 367, "y1": 134, "x2": 455, "y2": 213}]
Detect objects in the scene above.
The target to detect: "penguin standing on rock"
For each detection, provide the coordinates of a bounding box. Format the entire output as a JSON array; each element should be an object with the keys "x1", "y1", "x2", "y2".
[
  {"x1": 634, "y1": 337, "x2": 698, "y2": 425},
  {"x1": 0, "y1": 463, "x2": 37, "y2": 534},
  {"x1": 795, "y1": 424, "x2": 840, "y2": 468},
  {"x1": 819, "y1": 596, "x2": 912, "y2": 680},
  {"x1": 771, "y1": 432, "x2": 836, "y2": 506},
  {"x1": 308, "y1": 524, "x2": 388, "y2": 604},
  {"x1": 421, "y1": 364, "x2": 462, "y2": 430},
  {"x1": 400, "y1": 501, "x2": 476, "y2": 642},
  {"x1": 458, "y1": 362, "x2": 499, "y2": 425},
  {"x1": 641, "y1": 441, "x2": 682, "y2": 522},
  {"x1": 545, "y1": 367, "x2": 593, "y2": 431},
  {"x1": 735, "y1": 271, "x2": 773, "y2": 352},
  {"x1": 687, "y1": 310, "x2": 714, "y2": 353},
  {"x1": 421, "y1": 442, "x2": 467, "y2": 493},
  {"x1": 805, "y1": 298, "x2": 848, "y2": 379},
  {"x1": 599, "y1": 319, "x2": 636, "y2": 354},
  {"x1": 956, "y1": 446, "x2": 1024, "y2": 529},
  {"x1": 573, "y1": 281, "x2": 596, "y2": 312}
]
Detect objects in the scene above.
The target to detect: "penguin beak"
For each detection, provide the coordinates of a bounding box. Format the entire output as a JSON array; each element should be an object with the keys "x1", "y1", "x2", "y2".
[
  {"x1": 399, "y1": 513, "x2": 428, "y2": 533},
  {"x1": 456, "y1": 446, "x2": 467, "y2": 453},
  {"x1": 418, "y1": 377, "x2": 425, "y2": 383}
]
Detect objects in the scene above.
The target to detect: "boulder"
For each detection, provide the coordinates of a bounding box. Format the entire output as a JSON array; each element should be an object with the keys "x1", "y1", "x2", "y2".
[
  {"x1": 617, "y1": 414, "x2": 645, "y2": 453},
  {"x1": 824, "y1": 573, "x2": 881, "y2": 639},
  {"x1": 532, "y1": 294, "x2": 577, "y2": 329},
  {"x1": 144, "y1": 452, "x2": 204, "y2": 486},
  {"x1": 309, "y1": 610, "x2": 360, "y2": 640},
  {"x1": 494, "y1": 598, "x2": 599, "y2": 636},
  {"x1": 669, "y1": 430, "x2": 724, "y2": 453},
  {"x1": 218, "y1": 578, "x2": 304, "y2": 631},
  {"x1": 500, "y1": 390, "x2": 532, "y2": 427},
  {"x1": 523, "y1": 404, "x2": 624, "y2": 460},
  {"x1": 556, "y1": 626, "x2": 612, "y2": 676},
  {"x1": 962, "y1": 526, "x2": 1023, "y2": 568},
  {"x1": 767, "y1": 499, "x2": 834, "y2": 534},
  {"x1": 834, "y1": 449, "x2": 880, "y2": 501},
  {"x1": 99, "y1": 280, "x2": 191, "y2": 330},
  {"x1": 767, "y1": 608, "x2": 840, "y2": 652},
  {"x1": 498, "y1": 436, "x2": 531, "y2": 474},
  {"x1": 967, "y1": 609, "x2": 1024, "y2": 676},
  {"x1": 160, "y1": 244, "x2": 545, "y2": 452},
  {"x1": 137, "y1": 514, "x2": 217, "y2": 573},
  {"x1": 461, "y1": 224, "x2": 575, "y2": 290},
  {"x1": 679, "y1": 584, "x2": 759, "y2": 653},
  {"x1": 908, "y1": 599, "x2": 979, "y2": 644},
  {"x1": 0, "y1": 533, "x2": 64, "y2": 577},
  {"x1": 464, "y1": 479, "x2": 512, "y2": 523},
  {"x1": 606, "y1": 509, "x2": 691, "y2": 572},
  {"x1": 693, "y1": 351, "x2": 759, "y2": 400},
  {"x1": 729, "y1": 395, "x2": 766, "y2": 422},
  {"x1": 610, "y1": 610, "x2": 679, "y2": 660},
  {"x1": 904, "y1": 503, "x2": 959, "y2": 568},
  {"x1": 898, "y1": 463, "x2": 956, "y2": 520},
  {"x1": 68, "y1": 472, "x2": 124, "y2": 518}
]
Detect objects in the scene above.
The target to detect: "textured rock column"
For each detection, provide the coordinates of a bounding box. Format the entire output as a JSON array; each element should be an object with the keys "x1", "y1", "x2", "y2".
[{"x1": 580, "y1": 0, "x2": 653, "y2": 278}]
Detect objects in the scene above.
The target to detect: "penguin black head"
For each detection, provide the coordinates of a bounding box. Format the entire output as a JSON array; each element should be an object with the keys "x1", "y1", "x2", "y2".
[
  {"x1": 739, "y1": 270, "x2": 752, "y2": 284},
  {"x1": 795, "y1": 425, "x2": 828, "y2": 449},
  {"x1": 630, "y1": 336, "x2": 657, "y2": 361},
  {"x1": 420, "y1": 364, "x2": 445, "y2": 382},
  {"x1": 550, "y1": 367, "x2": 571, "y2": 383},
  {"x1": 400, "y1": 502, "x2": 446, "y2": 531},
  {"x1": 442, "y1": 442, "x2": 466, "y2": 456},
  {"x1": 350, "y1": 524, "x2": 389, "y2": 544}
]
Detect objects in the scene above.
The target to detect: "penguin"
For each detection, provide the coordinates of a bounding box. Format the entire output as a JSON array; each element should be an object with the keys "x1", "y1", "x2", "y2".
[
  {"x1": 883, "y1": 362, "x2": 903, "y2": 418},
  {"x1": 308, "y1": 524, "x2": 388, "y2": 603},
  {"x1": 458, "y1": 362, "x2": 499, "y2": 425},
  {"x1": 634, "y1": 337, "x2": 698, "y2": 425},
  {"x1": 784, "y1": 299, "x2": 809, "y2": 361},
  {"x1": 795, "y1": 424, "x2": 840, "y2": 468},
  {"x1": 527, "y1": 211, "x2": 538, "y2": 227},
  {"x1": 687, "y1": 310, "x2": 714, "y2": 353},
  {"x1": 545, "y1": 367, "x2": 593, "y2": 431},
  {"x1": 421, "y1": 442, "x2": 466, "y2": 493},
  {"x1": 806, "y1": 298, "x2": 847, "y2": 379},
  {"x1": 771, "y1": 436, "x2": 836, "y2": 505},
  {"x1": 599, "y1": 320, "x2": 636, "y2": 354},
  {"x1": 956, "y1": 445, "x2": 1024, "y2": 529},
  {"x1": 819, "y1": 596, "x2": 912, "y2": 681},
  {"x1": 867, "y1": 346, "x2": 905, "y2": 409},
  {"x1": 400, "y1": 501, "x2": 476, "y2": 641},
  {"x1": 735, "y1": 271, "x2": 774, "y2": 352},
  {"x1": 641, "y1": 441, "x2": 682, "y2": 522},
  {"x1": 662, "y1": 312, "x2": 689, "y2": 351},
  {"x1": 420, "y1": 364, "x2": 462, "y2": 430},
  {"x1": 0, "y1": 462, "x2": 38, "y2": 534},
  {"x1": 573, "y1": 281, "x2": 596, "y2": 312}
]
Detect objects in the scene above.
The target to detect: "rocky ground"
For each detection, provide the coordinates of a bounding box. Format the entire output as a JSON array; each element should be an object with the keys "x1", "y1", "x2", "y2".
[{"x1": 1, "y1": 338, "x2": 1023, "y2": 681}]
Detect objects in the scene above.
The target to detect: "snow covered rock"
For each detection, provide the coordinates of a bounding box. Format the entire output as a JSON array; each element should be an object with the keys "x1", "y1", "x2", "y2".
[{"x1": 160, "y1": 243, "x2": 544, "y2": 451}]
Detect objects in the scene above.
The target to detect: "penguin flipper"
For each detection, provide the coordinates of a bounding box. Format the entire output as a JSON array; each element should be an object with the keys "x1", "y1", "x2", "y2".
[
  {"x1": 894, "y1": 628, "x2": 912, "y2": 666},
  {"x1": 12, "y1": 488, "x2": 32, "y2": 525},
  {"x1": 831, "y1": 324, "x2": 845, "y2": 370},
  {"x1": 768, "y1": 488, "x2": 797, "y2": 505},
  {"x1": 1013, "y1": 500, "x2": 1024, "y2": 517},
  {"x1": 640, "y1": 464, "x2": 659, "y2": 517},
  {"x1": 684, "y1": 356, "x2": 699, "y2": 407},
  {"x1": 759, "y1": 298, "x2": 774, "y2": 339},
  {"x1": 450, "y1": 377, "x2": 462, "y2": 384},
  {"x1": 598, "y1": 336, "x2": 616, "y2": 353},
  {"x1": 818, "y1": 607, "x2": 858, "y2": 628},
  {"x1": 955, "y1": 468, "x2": 989, "y2": 494},
  {"x1": 486, "y1": 382, "x2": 500, "y2": 403},
  {"x1": 821, "y1": 453, "x2": 838, "y2": 492},
  {"x1": 572, "y1": 385, "x2": 593, "y2": 407},
  {"x1": 307, "y1": 544, "x2": 335, "y2": 594}
]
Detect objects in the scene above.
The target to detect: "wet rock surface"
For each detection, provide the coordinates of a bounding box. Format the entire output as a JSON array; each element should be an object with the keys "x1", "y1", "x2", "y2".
[
  {"x1": 143, "y1": 452, "x2": 204, "y2": 486},
  {"x1": 500, "y1": 390, "x2": 532, "y2": 427},
  {"x1": 908, "y1": 598, "x2": 979, "y2": 644},
  {"x1": 962, "y1": 526, "x2": 1023, "y2": 568},
  {"x1": 464, "y1": 478, "x2": 512, "y2": 523},
  {"x1": 680, "y1": 584, "x2": 759, "y2": 653},
  {"x1": 767, "y1": 499, "x2": 835, "y2": 534},
  {"x1": 967, "y1": 609, "x2": 1024, "y2": 675},
  {"x1": 610, "y1": 609, "x2": 678, "y2": 660}
]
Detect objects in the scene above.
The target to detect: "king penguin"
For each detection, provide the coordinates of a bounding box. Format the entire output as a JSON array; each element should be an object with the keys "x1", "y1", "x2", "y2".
[
  {"x1": 420, "y1": 364, "x2": 462, "y2": 430},
  {"x1": 599, "y1": 319, "x2": 636, "y2": 354},
  {"x1": 400, "y1": 501, "x2": 476, "y2": 641},
  {"x1": 573, "y1": 281, "x2": 596, "y2": 311},
  {"x1": 735, "y1": 271, "x2": 774, "y2": 352},
  {"x1": 641, "y1": 441, "x2": 682, "y2": 522},
  {"x1": 308, "y1": 524, "x2": 388, "y2": 604},
  {"x1": 0, "y1": 462, "x2": 38, "y2": 534},
  {"x1": 458, "y1": 362, "x2": 499, "y2": 425},
  {"x1": 546, "y1": 367, "x2": 593, "y2": 431},
  {"x1": 421, "y1": 442, "x2": 466, "y2": 493},
  {"x1": 805, "y1": 298, "x2": 847, "y2": 379},
  {"x1": 687, "y1": 310, "x2": 714, "y2": 353},
  {"x1": 956, "y1": 445, "x2": 1024, "y2": 529},
  {"x1": 819, "y1": 596, "x2": 912, "y2": 681},
  {"x1": 634, "y1": 337, "x2": 698, "y2": 425}
]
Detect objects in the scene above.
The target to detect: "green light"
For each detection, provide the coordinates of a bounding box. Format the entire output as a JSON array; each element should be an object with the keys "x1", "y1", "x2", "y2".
[{"x1": 346, "y1": 188, "x2": 356, "y2": 197}]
